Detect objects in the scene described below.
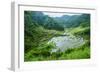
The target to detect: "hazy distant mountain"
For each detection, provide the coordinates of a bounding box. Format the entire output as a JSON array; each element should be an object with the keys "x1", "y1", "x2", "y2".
[
  {"x1": 53, "y1": 14, "x2": 90, "y2": 28},
  {"x1": 28, "y1": 11, "x2": 90, "y2": 29}
]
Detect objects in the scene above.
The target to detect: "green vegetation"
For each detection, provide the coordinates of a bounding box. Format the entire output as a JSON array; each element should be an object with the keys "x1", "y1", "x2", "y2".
[
  {"x1": 25, "y1": 41, "x2": 90, "y2": 61},
  {"x1": 59, "y1": 42, "x2": 90, "y2": 59},
  {"x1": 24, "y1": 11, "x2": 90, "y2": 61}
]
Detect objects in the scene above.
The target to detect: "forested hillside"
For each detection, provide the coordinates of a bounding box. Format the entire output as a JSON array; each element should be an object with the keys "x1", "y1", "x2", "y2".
[{"x1": 24, "y1": 11, "x2": 90, "y2": 61}]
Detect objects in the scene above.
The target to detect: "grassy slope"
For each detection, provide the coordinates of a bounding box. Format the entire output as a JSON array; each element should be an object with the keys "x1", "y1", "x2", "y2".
[
  {"x1": 59, "y1": 42, "x2": 90, "y2": 60},
  {"x1": 65, "y1": 26, "x2": 89, "y2": 35},
  {"x1": 24, "y1": 26, "x2": 64, "y2": 61},
  {"x1": 25, "y1": 26, "x2": 90, "y2": 61},
  {"x1": 62, "y1": 26, "x2": 90, "y2": 59}
]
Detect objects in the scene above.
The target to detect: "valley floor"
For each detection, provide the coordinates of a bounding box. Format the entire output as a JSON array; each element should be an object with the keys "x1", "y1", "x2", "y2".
[{"x1": 24, "y1": 26, "x2": 90, "y2": 61}]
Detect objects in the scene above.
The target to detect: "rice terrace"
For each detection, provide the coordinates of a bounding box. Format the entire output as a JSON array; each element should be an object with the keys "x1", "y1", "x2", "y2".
[{"x1": 24, "y1": 11, "x2": 90, "y2": 61}]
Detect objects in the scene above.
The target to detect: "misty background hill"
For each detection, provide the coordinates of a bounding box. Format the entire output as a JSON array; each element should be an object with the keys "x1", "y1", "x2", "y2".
[{"x1": 25, "y1": 11, "x2": 90, "y2": 31}]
